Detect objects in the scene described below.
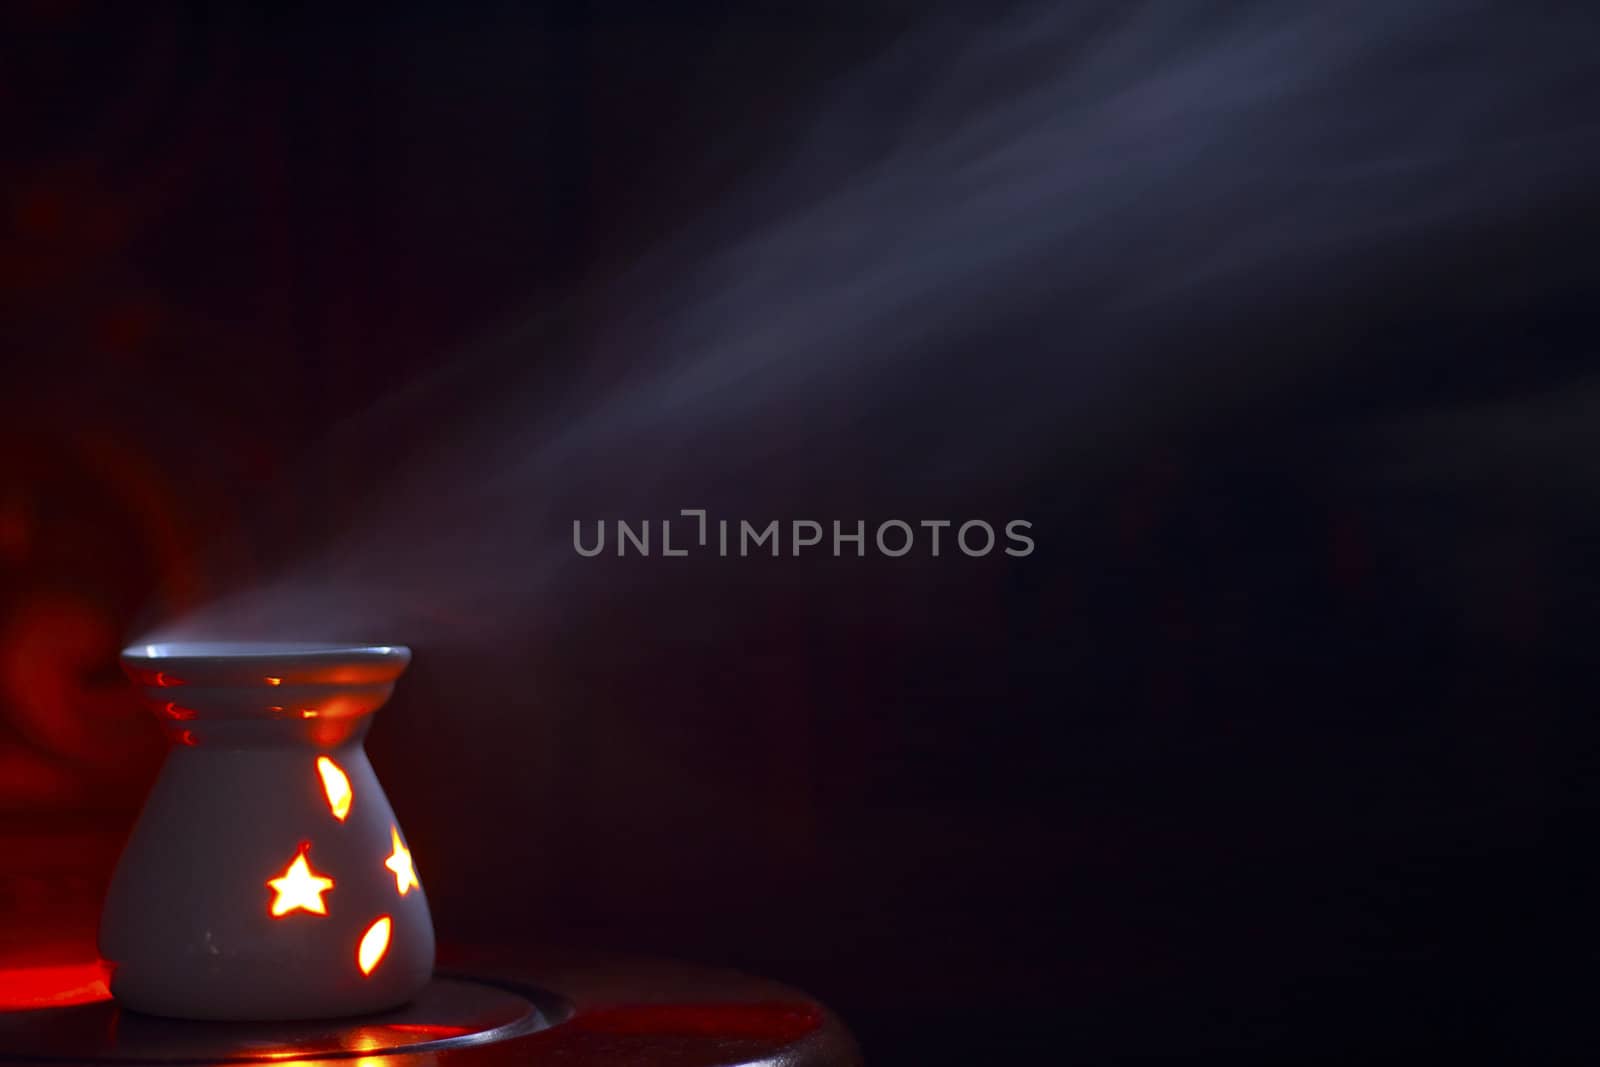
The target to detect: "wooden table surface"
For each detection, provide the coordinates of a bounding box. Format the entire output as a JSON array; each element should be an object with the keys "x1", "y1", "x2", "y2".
[
  {"x1": 0, "y1": 823, "x2": 861, "y2": 1066},
  {"x1": 1, "y1": 947, "x2": 860, "y2": 1066}
]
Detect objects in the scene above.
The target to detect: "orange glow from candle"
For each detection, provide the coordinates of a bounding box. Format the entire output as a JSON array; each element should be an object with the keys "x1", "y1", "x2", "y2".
[
  {"x1": 383, "y1": 826, "x2": 419, "y2": 896},
  {"x1": 358, "y1": 916, "x2": 391, "y2": 976},
  {"x1": 267, "y1": 844, "x2": 335, "y2": 917},
  {"x1": 265, "y1": 676, "x2": 282, "y2": 686},
  {"x1": 316, "y1": 756, "x2": 353, "y2": 821}
]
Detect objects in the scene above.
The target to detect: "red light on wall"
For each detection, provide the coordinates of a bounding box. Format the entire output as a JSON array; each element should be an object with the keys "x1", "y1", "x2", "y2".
[{"x1": 357, "y1": 917, "x2": 391, "y2": 976}]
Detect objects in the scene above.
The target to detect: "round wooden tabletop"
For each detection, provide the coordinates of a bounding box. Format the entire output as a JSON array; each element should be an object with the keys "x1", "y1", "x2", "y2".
[{"x1": 0, "y1": 945, "x2": 861, "y2": 1066}]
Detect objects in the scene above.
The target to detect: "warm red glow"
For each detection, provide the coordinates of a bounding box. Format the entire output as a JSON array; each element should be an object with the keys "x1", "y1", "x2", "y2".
[
  {"x1": 309, "y1": 719, "x2": 350, "y2": 747},
  {"x1": 154, "y1": 671, "x2": 186, "y2": 687},
  {"x1": 383, "y1": 826, "x2": 419, "y2": 896},
  {"x1": 267, "y1": 843, "x2": 335, "y2": 917},
  {"x1": 162, "y1": 700, "x2": 196, "y2": 719},
  {"x1": 176, "y1": 729, "x2": 197, "y2": 746},
  {"x1": 357, "y1": 916, "x2": 391, "y2": 976},
  {"x1": 383, "y1": 1023, "x2": 473, "y2": 1037},
  {"x1": 0, "y1": 962, "x2": 112, "y2": 1010},
  {"x1": 301, "y1": 708, "x2": 320, "y2": 718},
  {"x1": 265, "y1": 676, "x2": 282, "y2": 686},
  {"x1": 316, "y1": 756, "x2": 352, "y2": 821},
  {"x1": 250, "y1": 1051, "x2": 327, "y2": 1062}
]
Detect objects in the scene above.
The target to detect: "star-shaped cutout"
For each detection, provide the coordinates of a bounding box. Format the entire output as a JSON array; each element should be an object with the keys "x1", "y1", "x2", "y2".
[
  {"x1": 384, "y1": 826, "x2": 419, "y2": 896},
  {"x1": 267, "y1": 844, "x2": 335, "y2": 917}
]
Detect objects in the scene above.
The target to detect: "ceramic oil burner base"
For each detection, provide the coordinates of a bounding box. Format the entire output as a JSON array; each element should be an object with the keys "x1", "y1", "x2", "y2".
[{"x1": 100, "y1": 643, "x2": 434, "y2": 1021}]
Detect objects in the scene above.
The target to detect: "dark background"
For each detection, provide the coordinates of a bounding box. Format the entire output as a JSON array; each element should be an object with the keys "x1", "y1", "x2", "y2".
[{"x1": 3, "y1": 3, "x2": 1598, "y2": 1063}]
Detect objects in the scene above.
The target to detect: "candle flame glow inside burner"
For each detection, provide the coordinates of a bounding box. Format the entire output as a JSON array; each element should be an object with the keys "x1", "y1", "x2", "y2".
[
  {"x1": 385, "y1": 826, "x2": 419, "y2": 896},
  {"x1": 317, "y1": 756, "x2": 353, "y2": 821},
  {"x1": 267, "y1": 842, "x2": 336, "y2": 917},
  {"x1": 358, "y1": 916, "x2": 392, "y2": 976}
]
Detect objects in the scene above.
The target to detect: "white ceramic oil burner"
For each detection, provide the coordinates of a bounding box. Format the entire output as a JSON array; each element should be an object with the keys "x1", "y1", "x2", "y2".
[{"x1": 100, "y1": 642, "x2": 435, "y2": 1020}]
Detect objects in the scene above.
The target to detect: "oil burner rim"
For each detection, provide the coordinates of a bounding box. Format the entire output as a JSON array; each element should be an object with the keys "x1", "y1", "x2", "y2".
[{"x1": 121, "y1": 641, "x2": 411, "y2": 688}]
